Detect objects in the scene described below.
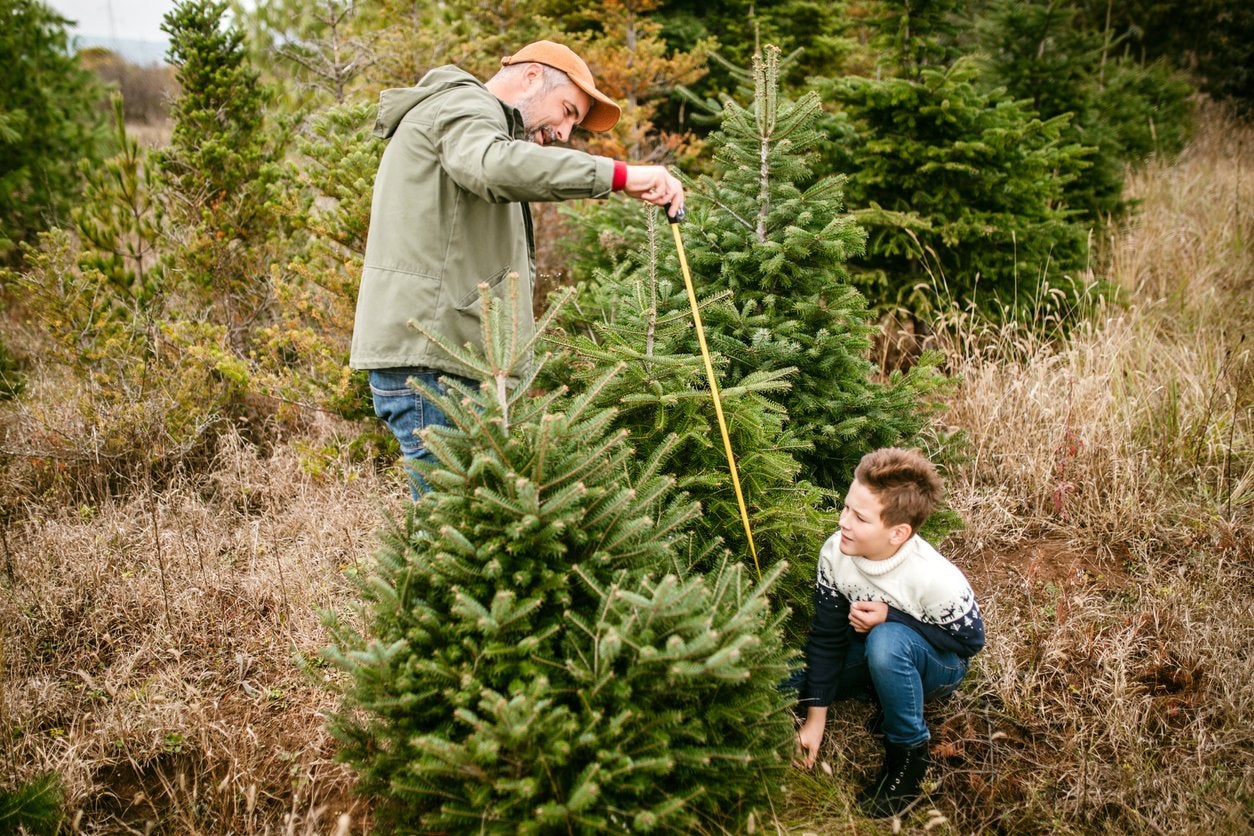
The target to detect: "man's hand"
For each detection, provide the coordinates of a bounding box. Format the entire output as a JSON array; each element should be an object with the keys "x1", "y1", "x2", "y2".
[
  {"x1": 624, "y1": 165, "x2": 684, "y2": 217},
  {"x1": 849, "y1": 600, "x2": 888, "y2": 634}
]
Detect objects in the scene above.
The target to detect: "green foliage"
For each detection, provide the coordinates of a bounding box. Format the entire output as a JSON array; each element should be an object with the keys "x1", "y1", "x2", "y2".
[
  {"x1": 256, "y1": 100, "x2": 379, "y2": 420},
  {"x1": 544, "y1": 212, "x2": 838, "y2": 634},
  {"x1": 0, "y1": 333, "x2": 24, "y2": 401},
  {"x1": 1090, "y1": 0, "x2": 1254, "y2": 112},
  {"x1": 819, "y1": 58, "x2": 1092, "y2": 316},
  {"x1": 973, "y1": 0, "x2": 1195, "y2": 223},
  {"x1": 0, "y1": 0, "x2": 108, "y2": 266},
  {"x1": 861, "y1": 0, "x2": 969, "y2": 79},
  {"x1": 326, "y1": 278, "x2": 795, "y2": 832},
  {"x1": 231, "y1": 0, "x2": 375, "y2": 110},
  {"x1": 158, "y1": 0, "x2": 290, "y2": 347},
  {"x1": 0, "y1": 772, "x2": 64, "y2": 835},
  {"x1": 73, "y1": 96, "x2": 164, "y2": 309},
  {"x1": 680, "y1": 46, "x2": 950, "y2": 491},
  {"x1": 655, "y1": 0, "x2": 854, "y2": 96}
]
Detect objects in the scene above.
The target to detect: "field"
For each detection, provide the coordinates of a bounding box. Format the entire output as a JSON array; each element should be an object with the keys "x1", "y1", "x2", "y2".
[{"x1": 1, "y1": 106, "x2": 1250, "y2": 833}]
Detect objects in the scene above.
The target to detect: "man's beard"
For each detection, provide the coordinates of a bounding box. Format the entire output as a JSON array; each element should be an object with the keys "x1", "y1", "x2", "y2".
[{"x1": 516, "y1": 92, "x2": 558, "y2": 145}]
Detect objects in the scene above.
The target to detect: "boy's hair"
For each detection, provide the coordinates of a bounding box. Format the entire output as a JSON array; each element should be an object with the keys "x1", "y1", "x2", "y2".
[{"x1": 853, "y1": 447, "x2": 943, "y2": 532}]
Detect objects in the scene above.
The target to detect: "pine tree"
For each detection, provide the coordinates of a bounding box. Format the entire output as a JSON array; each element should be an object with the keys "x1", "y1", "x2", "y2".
[
  {"x1": 325, "y1": 276, "x2": 796, "y2": 832},
  {"x1": 158, "y1": 0, "x2": 289, "y2": 349},
  {"x1": 819, "y1": 56, "x2": 1092, "y2": 318},
  {"x1": 0, "y1": 0, "x2": 108, "y2": 266},
  {"x1": 73, "y1": 96, "x2": 164, "y2": 311},
  {"x1": 682, "y1": 45, "x2": 949, "y2": 492}
]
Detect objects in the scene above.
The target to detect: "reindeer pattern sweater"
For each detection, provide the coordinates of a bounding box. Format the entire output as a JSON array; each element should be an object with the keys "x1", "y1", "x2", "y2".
[{"x1": 804, "y1": 532, "x2": 985, "y2": 707}]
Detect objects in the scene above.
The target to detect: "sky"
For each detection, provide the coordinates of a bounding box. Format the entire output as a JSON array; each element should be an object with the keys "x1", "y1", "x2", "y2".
[{"x1": 47, "y1": 0, "x2": 179, "y2": 44}]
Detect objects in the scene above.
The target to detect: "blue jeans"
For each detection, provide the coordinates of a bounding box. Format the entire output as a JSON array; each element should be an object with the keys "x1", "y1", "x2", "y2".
[
  {"x1": 369, "y1": 367, "x2": 475, "y2": 497},
  {"x1": 792, "y1": 622, "x2": 968, "y2": 747}
]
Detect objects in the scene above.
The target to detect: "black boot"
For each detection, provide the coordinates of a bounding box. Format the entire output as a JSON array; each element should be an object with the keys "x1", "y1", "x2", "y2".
[{"x1": 858, "y1": 740, "x2": 931, "y2": 818}]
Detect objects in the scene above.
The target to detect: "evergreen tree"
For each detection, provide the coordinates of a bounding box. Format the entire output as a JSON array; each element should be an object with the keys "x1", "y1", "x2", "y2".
[
  {"x1": 1086, "y1": 0, "x2": 1253, "y2": 113},
  {"x1": 73, "y1": 96, "x2": 164, "y2": 311},
  {"x1": 973, "y1": 0, "x2": 1194, "y2": 225},
  {"x1": 818, "y1": 57, "x2": 1092, "y2": 318},
  {"x1": 861, "y1": 0, "x2": 968, "y2": 80},
  {"x1": 544, "y1": 210, "x2": 838, "y2": 632},
  {"x1": 654, "y1": 0, "x2": 854, "y2": 95},
  {"x1": 0, "y1": 0, "x2": 108, "y2": 266},
  {"x1": 683, "y1": 45, "x2": 949, "y2": 491},
  {"x1": 0, "y1": 772, "x2": 63, "y2": 834},
  {"x1": 326, "y1": 276, "x2": 795, "y2": 831},
  {"x1": 158, "y1": 0, "x2": 289, "y2": 349}
]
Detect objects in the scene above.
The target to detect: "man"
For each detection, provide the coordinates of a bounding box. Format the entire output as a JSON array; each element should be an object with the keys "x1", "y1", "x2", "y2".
[{"x1": 350, "y1": 40, "x2": 685, "y2": 495}]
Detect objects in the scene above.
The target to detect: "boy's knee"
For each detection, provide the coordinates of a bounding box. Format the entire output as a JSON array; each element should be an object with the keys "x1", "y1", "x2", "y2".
[{"x1": 864, "y1": 622, "x2": 921, "y2": 670}]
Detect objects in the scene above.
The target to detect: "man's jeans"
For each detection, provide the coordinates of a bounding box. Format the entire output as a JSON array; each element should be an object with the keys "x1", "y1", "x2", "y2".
[
  {"x1": 368, "y1": 368, "x2": 476, "y2": 497},
  {"x1": 792, "y1": 622, "x2": 968, "y2": 747}
]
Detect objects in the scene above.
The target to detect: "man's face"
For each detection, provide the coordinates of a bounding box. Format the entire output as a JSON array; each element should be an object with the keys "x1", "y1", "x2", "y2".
[{"x1": 515, "y1": 72, "x2": 592, "y2": 146}]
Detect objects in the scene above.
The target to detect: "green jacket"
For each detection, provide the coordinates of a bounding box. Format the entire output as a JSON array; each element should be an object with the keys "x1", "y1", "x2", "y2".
[{"x1": 349, "y1": 65, "x2": 615, "y2": 377}]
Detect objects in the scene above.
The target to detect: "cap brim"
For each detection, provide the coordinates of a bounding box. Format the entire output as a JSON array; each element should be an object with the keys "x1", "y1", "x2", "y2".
[{"x1": 578, "y1": 91, "x2": 621, "y2": 132}]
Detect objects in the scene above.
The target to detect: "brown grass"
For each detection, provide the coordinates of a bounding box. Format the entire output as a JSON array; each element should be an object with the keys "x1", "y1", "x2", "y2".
[
  {"x1": 1, "y1": 423, "x2": 409, "y2": 832},
  {"x1": 1, "y1": 104, "x2": 1250, "y2": 834}
]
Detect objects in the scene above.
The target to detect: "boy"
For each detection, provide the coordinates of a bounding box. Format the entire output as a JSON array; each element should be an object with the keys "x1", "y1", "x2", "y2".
[{"x1": 795, "y1": 448, "x2": 985, "y2": 818}]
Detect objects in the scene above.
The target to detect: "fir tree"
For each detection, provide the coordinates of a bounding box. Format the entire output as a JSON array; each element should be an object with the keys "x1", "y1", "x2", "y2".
[
  {"x1": 818, "y1": 57, "x2": 1092, "y2": 318},
  {"x1": 682, "y1": 45, "x2": 949, "y2": 492},
  {"x1": 972, "y1": 0, "x2": 1192, "y2": 224},
  {"x1": 0, "y1": 0, "x2": 108, "y2": 266},
  {"x1": 326, "y1": 276, "x2": 796, "y2": 832},
  {"x1": 544, "y1": 210, "x2": 837, "y2": 631},
  {"x1": 0, "y1": 772, "x2": 63, "y2": 834},
  {"x1": 158, "y1": 0, "x2": 289, "y2": 349}
]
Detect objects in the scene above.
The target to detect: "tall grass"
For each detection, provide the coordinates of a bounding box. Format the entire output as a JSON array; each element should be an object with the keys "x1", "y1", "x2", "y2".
[{"x1": 0, "y1": 423, "x2": 394, "y2": 832}]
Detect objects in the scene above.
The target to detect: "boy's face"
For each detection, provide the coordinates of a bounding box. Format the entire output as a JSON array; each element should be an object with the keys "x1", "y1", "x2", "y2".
[{"x1": 839, "y1": 478, "x2": 913, "y2": 560}]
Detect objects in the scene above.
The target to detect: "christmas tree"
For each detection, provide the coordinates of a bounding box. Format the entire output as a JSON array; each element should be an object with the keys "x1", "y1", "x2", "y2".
[
  {"x1": 326, "y1": 277, "x2": 796, "y2": 831},
  {"x1": 681, "y1": 45, "x2": 949, "y2": 492}
]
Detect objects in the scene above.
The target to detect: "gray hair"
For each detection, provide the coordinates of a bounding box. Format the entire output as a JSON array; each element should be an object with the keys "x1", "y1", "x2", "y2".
[{"x1": 494, "y1": 62, "x2": 570, "y2": 91}]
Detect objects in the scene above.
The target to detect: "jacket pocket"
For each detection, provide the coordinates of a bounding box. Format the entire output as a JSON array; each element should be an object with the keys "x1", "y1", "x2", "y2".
[{"x1": 455, "y1": 266, "x2": 511, "y2": 312}]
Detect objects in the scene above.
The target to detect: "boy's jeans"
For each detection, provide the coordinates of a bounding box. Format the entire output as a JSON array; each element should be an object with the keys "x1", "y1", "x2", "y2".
[
  {"x1": 793, "y1": 622, "x2": 968, "y2": 747},
  {"x1": 369, "y1": 368, "x2": 476, "y2": 498}
]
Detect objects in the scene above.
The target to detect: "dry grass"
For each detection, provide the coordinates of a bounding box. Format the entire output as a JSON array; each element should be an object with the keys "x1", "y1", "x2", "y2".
[
  {"x1": 1, "y1": 422, "x2": 410, "y2": 833},
  {"x1": 1, "y1": 105, "x2": 1250, "y2": 834}
]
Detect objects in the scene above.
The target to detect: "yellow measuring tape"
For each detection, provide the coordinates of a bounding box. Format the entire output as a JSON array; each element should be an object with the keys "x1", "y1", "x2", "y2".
[{"x1": 668, "y1": 212, "x2": 762, "y2": 580}]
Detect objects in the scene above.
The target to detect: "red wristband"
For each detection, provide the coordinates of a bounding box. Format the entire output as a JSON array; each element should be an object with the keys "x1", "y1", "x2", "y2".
[{"x1": 612, "y1": 160, "x2": 628, "y2": 192}]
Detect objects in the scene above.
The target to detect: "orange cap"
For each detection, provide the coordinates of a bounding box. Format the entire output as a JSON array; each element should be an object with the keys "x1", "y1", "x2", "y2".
[{"x1": 501, "y1": 40, "x2": 621, "y2": 133}]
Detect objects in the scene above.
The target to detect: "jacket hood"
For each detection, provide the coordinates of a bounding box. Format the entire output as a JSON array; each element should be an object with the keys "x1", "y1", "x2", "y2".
[{"x1": 373, "y1": 66, "x2": 488, "y2": 139}]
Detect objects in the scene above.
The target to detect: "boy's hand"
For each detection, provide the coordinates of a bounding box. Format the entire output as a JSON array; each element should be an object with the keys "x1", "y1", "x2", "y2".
[
  {"x1": 849, "y1": 600, "x2": 888, "y2": 633},
  {"x1": 795, "y1": 707, "x2": 827, "y2": 768}
]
